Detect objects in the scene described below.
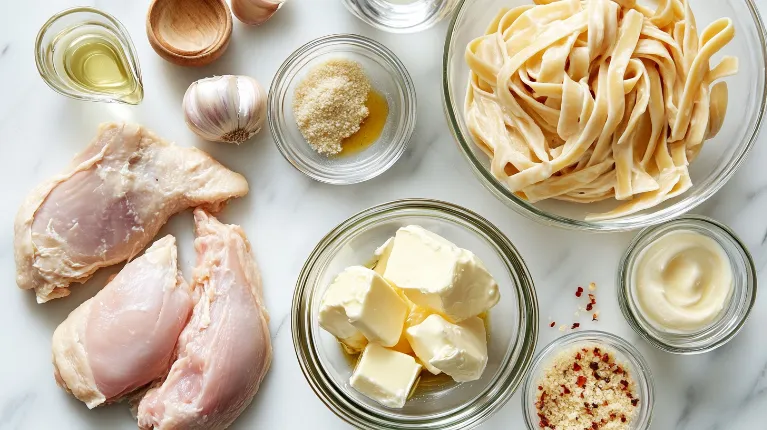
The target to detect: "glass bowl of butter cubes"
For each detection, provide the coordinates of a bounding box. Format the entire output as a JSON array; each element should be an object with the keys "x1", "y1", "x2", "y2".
[{"x1": 292, "y1": 199, "x2": 539, "y2": 429}]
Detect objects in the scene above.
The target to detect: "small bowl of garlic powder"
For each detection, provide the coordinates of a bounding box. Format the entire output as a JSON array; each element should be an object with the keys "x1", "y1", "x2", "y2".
[{"x1": 268, "y1": 34, "x2": 417, "y2": 184}]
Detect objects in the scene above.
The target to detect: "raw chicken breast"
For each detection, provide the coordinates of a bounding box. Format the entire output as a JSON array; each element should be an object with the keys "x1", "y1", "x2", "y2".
[
  {"x1": 137, "y1": 210, "x2": 272, "y2": 430},
  {"x1": 14, "y1": 123, "x2": 249, "y2": 303},
  {"x1": 52, "y1": 235, "x2": 195, "y2": 409}
]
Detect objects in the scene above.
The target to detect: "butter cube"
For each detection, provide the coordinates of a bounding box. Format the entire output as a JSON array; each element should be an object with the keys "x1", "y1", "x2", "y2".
[
  {"x1": 372, "y1": 237, "x2": 394, "y2": 276},
  {"x1": 350, "y1": 343, "x2": 422, "y2": 408},
  {"x1": 382, "y1": 225, "x2": 500, "y2": 321},
  {"x1": 319, "y1": 266, "x2": 408, "y2": 348},
  {"x1": 406, "y1": 314, "x2": 488, "y2": 382}
]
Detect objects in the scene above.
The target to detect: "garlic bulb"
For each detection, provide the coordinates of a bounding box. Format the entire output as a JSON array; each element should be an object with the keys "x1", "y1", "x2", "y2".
[
  {"x1": 232, "y1": 0, "x2": 285, "y2": 25},
  {"x1": 183, "y1": 75, "x2": 266, "y2": 144}
]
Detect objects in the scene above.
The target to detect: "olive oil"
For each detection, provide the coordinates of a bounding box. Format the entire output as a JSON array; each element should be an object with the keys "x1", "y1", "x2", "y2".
[
  {"x1": 62, "y1": 32, "x2": 141, "y2": 104},
  {"x1": 36, "y1": 8, "x2": 144, "y2": 105},
  {"x1": 338, "y1": 90, "x2": 389, "y2": 157}
]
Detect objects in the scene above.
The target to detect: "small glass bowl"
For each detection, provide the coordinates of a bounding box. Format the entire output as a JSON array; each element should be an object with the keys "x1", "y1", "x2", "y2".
[
  {"x1": 618, "y1": 216, "x2": 757, "y2": 354},
  {"x1": 522, "y1": 331, "x2": 655, "y2": 430},
  {"x1": 35, "y1": 7, "x2": 144, "y2": 104},
  {"x1": 292, "y1": 199, "x2": 539, "y2": 430},
  {"x1": 268, "y1": 34, "x2": 416, "y2": 185},
  {"x1": 342, "y1": 0, "x2": 460, "y2": 33}
]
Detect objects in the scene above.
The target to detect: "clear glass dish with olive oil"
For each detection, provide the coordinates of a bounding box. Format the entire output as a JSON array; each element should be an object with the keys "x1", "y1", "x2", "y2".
[{"x1": 35, "y1": 7, "x2": 143, "y2": 105}]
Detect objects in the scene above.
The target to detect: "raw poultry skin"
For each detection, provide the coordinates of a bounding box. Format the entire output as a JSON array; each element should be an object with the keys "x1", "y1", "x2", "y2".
[
  {"x1": 14, "y1": 123, "x2": 249, "y2": 303},
  {"x1": 137, "y1": 209, "x2": 272, "y2": 430},
  {"x1": 52, "y1": 235, "x2": 195, "y2": 408}
]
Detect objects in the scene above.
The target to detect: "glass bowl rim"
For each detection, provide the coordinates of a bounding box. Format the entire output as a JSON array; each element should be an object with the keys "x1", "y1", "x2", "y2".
[
  {"x1": 616, "y1": 215, "x2": 758, "y2": 354},
  {"x1": 268, "y1": 33, "x2": 417, "y2": 185},
  {"x1": 441, "y1": 0, "x2": 767, "y2": 232},
  {"x1": 521, "y1": 330, "x2": 655, "y2": 430},
  {"x1": 291, "y1": 198, "x2": 539, "y2": 429}
]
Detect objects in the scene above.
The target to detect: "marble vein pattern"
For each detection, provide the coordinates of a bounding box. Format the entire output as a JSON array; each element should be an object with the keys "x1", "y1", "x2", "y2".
[{"x1": 1, "y1": 0, "x2": 767, "y2": 429}]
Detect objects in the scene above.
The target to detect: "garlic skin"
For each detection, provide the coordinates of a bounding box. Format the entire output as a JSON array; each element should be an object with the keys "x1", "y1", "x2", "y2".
[
  {"x1": 232, "y1": 0, "x2": 285, "y2": 25},
  {"x1": 183, "y1": 75, "x2": 266, "y2": 144}
]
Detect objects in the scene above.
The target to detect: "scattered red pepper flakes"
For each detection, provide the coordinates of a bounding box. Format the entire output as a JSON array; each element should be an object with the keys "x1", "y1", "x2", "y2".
[
  {"x1": 573, "y1": 362, "x2": 582, "y2": 372},
  {"x1": 575, "y1": 286, "x2": 584, "y2": 297},
  {"x1": 588, "y1": 293, "x2": 596, "y2": 304},
  {"x1": 549, "y1": 321, "x2": 556, "y2": 328},
  {"x1": 576, "y1": 375, "x2": 587, "y2": 387},
  {"x1": 571, "y1": 323, "x2": 580, "y2": 329},
  {"x1": 586, "y1": 303, "x2": 594, "y2": 311},
  {"x1": 576, "y1": 352, "x2": 582, "y2": 360}
]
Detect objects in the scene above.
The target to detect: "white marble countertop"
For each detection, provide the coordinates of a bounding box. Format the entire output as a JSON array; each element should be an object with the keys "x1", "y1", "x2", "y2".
[{"x1": 1, "y1": 0, "x2": 766, "y2": 429}]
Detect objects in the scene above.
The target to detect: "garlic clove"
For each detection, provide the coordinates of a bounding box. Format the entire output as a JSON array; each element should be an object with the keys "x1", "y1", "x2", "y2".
[
  {"x1": 183, "y1": 75, "x2": 267, "y2": 144},
  {"x1": 232, "y1": 0, "x2": 285, "y2": 26}
]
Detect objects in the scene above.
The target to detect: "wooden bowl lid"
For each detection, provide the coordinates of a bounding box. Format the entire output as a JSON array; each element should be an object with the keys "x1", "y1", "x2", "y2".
[{"x1": 146, "y1": 0, "x2": 233, "y2": 67}]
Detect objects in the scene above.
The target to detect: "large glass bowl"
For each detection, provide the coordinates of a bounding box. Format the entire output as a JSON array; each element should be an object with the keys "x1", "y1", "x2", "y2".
[
  {"x1": 443, "y1": 0, "x2": 767, "y2": 231},
  {"x1": 292, "y1": 199, "x2": 539, "y2": 429}
]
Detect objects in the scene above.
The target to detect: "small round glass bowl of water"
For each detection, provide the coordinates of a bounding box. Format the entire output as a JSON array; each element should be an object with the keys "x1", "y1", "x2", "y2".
[{"x1": 342, "y1": 0, "x2": 460, "y2": 33}]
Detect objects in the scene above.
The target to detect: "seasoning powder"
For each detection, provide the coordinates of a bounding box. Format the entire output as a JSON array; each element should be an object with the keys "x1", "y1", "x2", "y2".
[
  {"x1": 293, "y1": 59, "x2": 371, "y2": 155},
  {"x1": 535, "y1": 346, "x2": 639, "y2": 429}
]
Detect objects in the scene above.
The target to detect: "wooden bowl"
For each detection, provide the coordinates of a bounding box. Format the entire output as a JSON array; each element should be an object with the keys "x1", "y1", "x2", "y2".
[{"x1": 146, "y1": 0, "x2": 233, "y2": 67}]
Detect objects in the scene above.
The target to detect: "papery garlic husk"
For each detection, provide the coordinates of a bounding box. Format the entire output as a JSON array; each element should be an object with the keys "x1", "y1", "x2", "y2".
[
  {"x1": 232, "y1": 0, "x2": 285, "y2": 25},
  {"x1": 183, "y1": 75, "x2": 267, "y2": 144}
]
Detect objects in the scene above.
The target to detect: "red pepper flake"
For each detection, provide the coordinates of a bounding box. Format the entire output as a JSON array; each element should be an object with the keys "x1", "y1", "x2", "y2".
[
  {"x1": 631, "y1": 398, "x2": 639, "y2": 406},
  {"x1": 576, "y1": 286, "x2": 584, "y2": 297},
  {"x1": 602, "y1": 353, "x2": 610, "y2": 363},
  {"x1": 573, "y1": 362, "x2": 582, "y2": 372},
  {"x1": 561, "y1": 384, "x2": 571, "y2": 395},
  {"x1": 593, "y1": 347, "x2": 601, "y2": 355},
  {"x1": 577, "y1": 375, "x2": 587, "y2": 387},
  {"x1": 589, "y1": 362, "x2": 599, "y2": 370},
  {"x1": 621, "y1": 415, "x2": 627, "y2": 423},
  {"x1": 586, "y1": 303, "x2": 594, "y2": 311},
  {"x1": 571, "y1": 323, "x2": 580, "y2": 329},
  {"x1": 549, "y1": 321, "x2": 556, "y2": 328},
  {"x1": 576, "y1": 352, "x2": 582, "y2": 360},
  {"x1": 588, "y1": 293, "x2": 596, "y2": 303},
  {"x1": 538, "y1": 385, "x2": 543, "y2": 391},
  {"x1": 591, "y1": 422, "x2": 598, "y2": 429},
  {"x1": 620, "y1": 380, "x2": 629, "y2": 388}
]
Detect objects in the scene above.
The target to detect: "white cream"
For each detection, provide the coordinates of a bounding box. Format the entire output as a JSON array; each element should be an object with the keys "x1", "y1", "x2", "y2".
[{"x1": 633, "y1": 230, "x2": 733, "y2": 332}]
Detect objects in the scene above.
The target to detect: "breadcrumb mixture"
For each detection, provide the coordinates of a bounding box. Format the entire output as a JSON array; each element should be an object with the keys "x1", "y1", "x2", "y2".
[
  {"x1": 293, "y1": 59, "x2": 371, "y2": 155},
  {"x1": 535, "y1": 345, "x2": 639, "y2": 430}
]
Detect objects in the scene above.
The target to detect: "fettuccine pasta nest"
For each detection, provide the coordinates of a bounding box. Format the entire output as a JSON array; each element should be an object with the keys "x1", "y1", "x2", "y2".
[{"x1": 464, "y1": 0, "x2": 738, "y2": 221}]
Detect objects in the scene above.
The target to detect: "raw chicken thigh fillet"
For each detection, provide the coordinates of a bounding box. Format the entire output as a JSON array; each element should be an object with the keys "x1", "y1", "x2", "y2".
[
  {"x1": 14, "y1": 123, "x2": 249, "y2": 302},
  {"x1": 137, "y1": 210, "x2": 272, "y2": 430},
  {"x1": 52, "y1": 235, "x2": 195, "y2": 408}
]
